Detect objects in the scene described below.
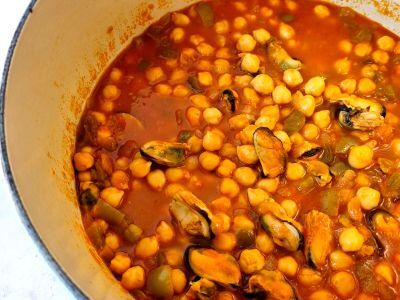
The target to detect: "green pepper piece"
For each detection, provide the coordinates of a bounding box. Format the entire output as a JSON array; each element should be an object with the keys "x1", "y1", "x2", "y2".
[
  {"x1": 280, "y1": 13, "x2": 294, "y2": 23},
  {"x1": 79, "y1": 187, "x2": 98, "y2": 206},
  {"x1": 196, "y1": 2, "x2": 214, "y2": 27},
  {"x1": 236, "y1": 229, "x2": 255, "y2": 249},
  {"x1": 92, "y1": 200, "x2": 125, "y2": 226},
  {"x1": 124, "y1": 224, "x2": 143, "y2": 244},
  {"x1": 335, "y1": 136, "x2": 358, "y2": 154},
  {"x1": 330, "y1": 161, "x2": 350, "y2": 177},
  {"x1": 86, "y1": 222, "x2": 104, "y2": 249},
  {"x1": 283, "y1": 110, "x2": 306, "y2": 136},
  {"x1": 177, "y1": 130, "x2": 193, "y2": 143},
  {"x1": 187, "y1": 76, "x2": 204, "y2": 93},
  {"x1": 147, "y1": 265, "x2": 174, "y2": 298},
  {"x1": 321, "y1": 189, "x2": 339, "y2": 217}
]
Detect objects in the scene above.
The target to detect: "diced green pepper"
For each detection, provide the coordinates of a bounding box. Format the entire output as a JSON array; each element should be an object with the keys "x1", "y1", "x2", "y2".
[
  {"x1": 124, "y1": 224, "x2": 143, "y2": 244},
  {"x1": 296, "y1": 176, "x2": 315, "y2": 193},
  {"x1": 335, "y1": 136, "x2": 358, "y2": 154},
  {"x1": 280, "y1": 13, "x2": 294, "y2": 23},
  {"x1": 330, "y1": 161, "x2": 350, "y2": 177},
  {"x1": 158, "y1": 47, "x2": 178, "y2": 60},
  {"x1": 283, "y1": 110, "x2": 306, "y2": 136},
  {"x1": 79, "y1": 187, "x2": 98, "y2": 206},
  {"x1": 137, "y1": 58, "x2": 151, "y2": 71},
  {"x1": 321, "y1": 189, "x2": 339, "y2": 217},
  {"x1": 236, "y1": 229, "x2": 255, "y2": 249},
  {"x1": 196, "y1": 2, "x2": 214, "y2": 27},
  {"x1": 147, "y1": 265, "x2": 174, "y2": 298},
  {"x1": 187, "y1": 76, "x2": 204, "y2": 94},
  {"x1": 92, "y1": 200, "x2": 125, "y2": 226},
  {"x1": 86, "y1": 222, "x2": 104, "y2": 249},
  {"x1": 177, "y1": 130, "x2": 193, "y2": 143}
]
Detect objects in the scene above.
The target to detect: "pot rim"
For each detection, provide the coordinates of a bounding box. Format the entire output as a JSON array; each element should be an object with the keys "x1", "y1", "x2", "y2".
[{"x1": 0, "y1": 1, "x2": 86, "y2": 298}]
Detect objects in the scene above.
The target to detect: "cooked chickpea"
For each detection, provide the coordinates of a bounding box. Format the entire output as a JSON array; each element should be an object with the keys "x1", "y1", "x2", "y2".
[
  {"x1": 297, "y1": 267, "x2": 322, "y2": 286},
  {"x1": 105, "y1": 232, "x2": 120, "y2": 250},
  {"x1": 129, "y1": 158, "x2": 152, "y2": 178},
  {"x1": 331, "y1": 271, "x2": 356, "y2": 298},
  {"x1": 121, "y1": 266, "x2": 146, "y2": 291},
  {"x1": 280, "y1": 199, "x2": 298, "y2": 218},
  {"x1": 214, "y1": 19, "x2": 229, "y2": 34},
  {"x1": 198, "y1": 72, "x2": 213, "y2": 86},
  {"x1": 190, "y1": 95, "x2": 211, "y2": 109},
  {"x1": 272, "y1": 85, "x2": 292, "y2": 104},
  {"x1": 325, "y1": 84, "x2": 341, "y2": 100},
  {"x1": 236, "y1": 34, "x2": 257, "y2": 52},
  {"x1": 135, "y1": 236, "x2": 159, "y2": 258},
  {"x1": 233, "y1": 167, "x2": 258, "y2": 187},
  {"x1": 242, "y1": 87, "x2": 260, "y2": 106},
  {"x1": 186, "y1": 107, "x2": 202, "y2": 127},
  {"x1": 278, "y1": 256, "x2": 298, "y2": 277},
  {"x1": 309, "y1": 290, "x2": 336, "y2": 300},
  {"x1": 358, "y1": 78, "x2": 376, "y2": 95},
  {"x1": 187, "y1": 135, "x2": 203, "y2": 153},
  {"x1": 237, "y1": 145, "x2": 259, "y2": 165},
  {"x1": 301, "y1": 123, "x2": 319, "y2": 140},
  {"x1": 340, "y1": 78, "x2": 357, "y2": 94},
  {"x1": 329, "y1": 250, "x2": 354, "y2": 270},
  {"x1": 348, "y1": 145, "x2": 373, "y2": 169},
  {"x1": 211, "y1": 213, "x2": 231, "y2": 234},
  {"x1": 354, "y1": 42, "x2": 372, "y2": 57},
  {"x1": 334, "y1": 57, "x2": 351, "y2": 75},
  {"x1": 391, "y1": 138, "x2": 400, "y2": 157},
  {"x1": 355, "y1": 172, "x2": 370, "y2": 187},
  {"x1": 145, "y1": 170, "x2": 166, "y2": 191},
  {"x1": 313, "y1": 110, "x2": 331, "y2": 128},
  {"x1": 210, "y1": 196, "x2": 232, "y2": 212},
  {"x1": 256, "y1": 114, "x2": 278, "y2": 130},
  {"x1": 247, "y1": 188, "x2": 269, "y2": 207},
  {"x1": 74, "y1": 152, "x2": 95, "y2": 171},
  {"x1": 304, "y1": 76, "x2": 326, "y2": 97},
  {"x1": 372, "y1": 50, "x2": 389, "y2": 64},
  {"x1": 286, "y1": 162, "x2": 306, "y2": 181},
  {"x1": 234, "y1": 74, "x2": 253, "y2": 87},
  {"x1": 109, "y1": 68, "x2": 123, "y2": 82},
  {"x1": 216, "y1": 291, "x2": 235, "y2": 300},
  {"x1": 241, "y1": 53, "x2": 260, "y2": 73},
  {"x1": 154, "y1": 83, "x2": 172, "y2": 95},
  {"x1": 213, "y1": 232, "x2": 237, "y2": 251},
  {"x1": 233, "y1": 16, "x2": 247, "y2": 30},
  {"x1": 249, "y1": 74, "x2": 275, "y2": 95},
  {"x1": 255, "y1": 231, "x2": 275, "y2": 254},
  {"x1": 229, "y1": 114, "x2": 250, "y2": 130},
  {"x1": 165, "y1": 183, "x2": 186, "y2": 198},
  {"x1": 220, "y1": 143, "x2": 237, "y2": 158},
  {"x1": 314, "y1": 4, "x2": 330, "y2": 18},
  {"x1": 199, "y1": 151, "x2": 221, "y2": 171},
  {"x1": 239, "y1": 249, "x2": 265, "y2": 274},
  {"x1": 111, "y1": 170, "x2": 129, "y2": 190},
  {"x1": 256, "y1": 178, "x2": 279, "y2": 193},
  {"x1": 170, "y1": 27, "x2": 185, "y2": 43},
  {"x1": 101, "y1": 187, "x2": 124, "y2": 207},
  {"x1": 374, "y1": 262, "x2": 395, "y2": 285},
  {"x1": 171, "y1": 269, "x2": 187, "y2": 294},
  {"x1": 283, "y1": 69, "x2": 303, "y2": 87},
  {"x1": 361, "y1": 64, "x2": 378, "y2": 78},
  {"x1": 339, "y1": 227, "x2": 365, "y2": 252},
  {"x1": 173, "y1": 84, "x2": 191, "y2": 97},
  {"x1": 156, "y1": 221, "x2": 175, "y2": 243},
  {"x1": 203, "y1": 130, "x2": 224, "y2": 151},
  {"x1": 165, "y1": 168, "x2": 186, "y2": 183},
  {"x1": 172, "y1": 13, "x2": 190, "y2": 26},
  {"x1": 145, "y1": 67, "x2": 166, "y2": 84},
  {"x1": 339, "y1": 39, "x2": 353, "y2": 54},
  {"x1": 356, "y1": 186, "x2": 380, "y2": 210},
  {"x1": 197, "y1": 42, "x2": 215, "y2": 56},
  {"x1": 110, "y1": 252, "x2": 131, "y2": 274},
  {"x1": 274, "y1": 130, "x2": 292, "y2": 152},
  {"x1": 220, "y1": 178, "x2": 240, "y2": 198},
  {"x1": 278, "y1": 22, "x2": 295, "y2": 40},
  {"x1": 217, "y1": 159, "x2": 237, "y2": 178},
  {"x1": 377, "y1": 35, "x2": 395, "y2": 51},
  {"x1": 214, "y1": 59, "x2": 230, "y2": 74},
  {"x1": 252, "y1": 28, "x2": 271, "y2": 45},
  {"x1": 218, "y1": 73, "x2": 232, "y2": 87},
  {"x1": 164, "y1": 247, "x2": 183, "y2": 267},
  {"x1": 102, "y1": 84, "x2": 121, "y2": 101},
  {"x1": 292, "y1": 94, "x2": 315, "y2": 117}
]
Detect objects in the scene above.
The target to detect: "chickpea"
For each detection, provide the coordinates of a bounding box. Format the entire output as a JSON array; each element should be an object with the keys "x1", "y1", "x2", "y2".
[
  {"x1": 252, "y1": 28, "x2": 271, "y2": 45},
  {"x1": 214, "y1": 20, "x2": 229, "y2": 34},
  {"x1": 187, "y1": 135, "x2": 203, "y2": 153},
  {"x1": 216, "y1": 159, "x2": 237, "y2": 178},
  {"x1": 186, "y1": 107, "x2": 202, "y2": 127},
  {"x1": 171, "y1": 269, "x2": 187, "y2": 294},
  {"x1": 331, "y1": 271, "x2": 356, "y2": 298},
  {"x1": 313, "y1": 110, "x2": 331, "y2": 129},
  {"x1": 203, "y1": 130, "x2": 224, "y2": 151},
  {"x1": 189, "y1": 34, "x2": 204, "y2": 46},
  {"x1": 214, "y1": 59, "x2": 230, "y2": 74},
  {"x1": 196, "y1": 42, "x2": 215, "y2": 56},
  {"x1": 314, "y1": 4, "x2": 330, "y2": 18},
  {"x1": 110, "y1": 252, "x2": 131, "y2": 275},
  {"x1": 78, "y1": 171, "x2": 92, "y2": 182},
  {"x1": 256, "y1": 114, "x2": 278, "y2": 130},
  {"x1": 121, "y1": 266, "x2": 146, "y2": 291},
  {"x1": 339, "y1": 227, "x2": 365, "y2": 252},
  {"x1": 391, "y1": 138, "x2": 400, "y2": 157},
  {"x1": 251, "y1": 74, "x2": 274, "y2": 95},
  {"x1": 361, "y1": 64, "x2": 378, "y2": 79},
  {"x1": 154, "y1": 83, "x2": 172, "y2": 95},
  {"x1": 256, "y1": 178, "x2": 279, "y2": 193},
  {"x1": 234, "y1": 74, "x2": 253, "y2": 87},
  {"x1": 233, "y1": 167, "x2": 258, "y2": 187},
  {"x1": 190, "y1": 95, "x2": 210, "y2": 108},
  {"x1": 172, "y1": 13, "x2": 190, "y2": 26},
  {"x1": 301, "y1": 123, "x2": 319, "y2": 140},
  {"x1": 239, "y1": 249, "x2": 265, "y2": 274},
  {"x1": 236, "y1": 34, "x2": 257, "y2": 52},
  {"x1": 372, "y1": 50, "x2": 390, "y2": 64},
  {"x1": 198, "y1": 71, "x2": 213, "y2": 86},
  {"x1": 357, "y1": 78, "x2": 376, "y2": 95},
  {"x1": 283, "y1": 69, "x2": 303, "y2": 87},
  {"x1": 278, "y1": 256, "x2": 298, "y2": 277},
  {"x1": 111, "y1": 170, "x2": 129, "y2": 190},
  {"x1": 220, "y1": 178, "x2": 240, "y2": 198},
  {"x1": 218, "y1": 73, "x2": 232, "y2": 87},
  {"x1": 374, "y1": 262, "x2": 395, "y2": 285},
  {"x1": 280, "y1": 199, "x2": 298, "y2": 218},
  {"x1": 155, "y1": 221, "x2": 175, "y2": 243},
  {"x1": 241, "y1": 53, "x2": 260, "y2": 73},
  {"x1": 164, "y1": 247, "x2": 183, "y2": 267},
  {"x1": 334, "y1": 57, "x2": 351, "y2": 75},
  {"x1": 109, "y1": 68, "x2": 123, "y2": 82},
  {"x1": 340, "y1": 78, "x2": 357, "y2": 94},
  {"x1": 173, "y1": 84, "x2": 191, "y2": 97},
  {"x1": 100, "y1": 187, "x2": 124, "y2": 207},
  {"x1": 229, "y1": 114, "x2": 250, "y2": 130},
  {"x1": 211, "y1": 213, "x2": 231, "y2": 234},
  {"x1": 377, "y1": 35, "x2": 395, "y2": 51},
  {"x1": 239, "y1": 125, "x2": 258, "y2": 144},
  {"x1": 199, "y1": 151, "x2": 221, "y2": 171},
  {"x1": 165, "y1": 168, "x2": 186, "y2": 183},
  {"x1": 339, "y1": 39, "x2": 353, "y2": 54},
  {"x1": 105, "y1": 232, "x2": 120, "y2": 250},
  {"x1": 278, "y1": 22, "x2": 295, "y2": 40},
  {"x1": 147, "y1": 170, "x2": 166, "y2": 191},
  {"x1": 170, "y1": 27, "x2": 185, "y2": 43},
  {"x1": 129, "y1": 158, "x2": 152, "y2": 178},
  {"x1": 304, "y1": 76, "x2": 326, "y2": 97},
  {"x1": 348, "y1": 145, "x2": 373, "y2": 169},
  {"x1": 237, "y1": 145, "x2": 259, "y2": 165},
  {"x1": 309, "y1": 290, "x2": 336, "y2": 300},
  {"x1": 255, "y1": 231, "x2": 275, "y2": 254},
  {"x1": 220, "y1": 143, "x2": 237, "y2": 159},
  {"x1": 243, "y1": 87, "x2": 260, "y2": 106},
  {"x1": 216, "y1": 291, "x2": 235, "y2": 300},
  {"x1": 213, "y1": 232, "x2": 237, "y2": 251},
  {"x1": 297, "y1": 267, "x2": 322, "y2": 286},
  {"x1": 356, "y1": 186, "x2": 380, "y2": 210},
  {"x1": 210, "y1": 196, "x2": 232, "y2": 212},
  {"x1": 292, "y1": 94, "x2": 315, "y2": 117},
  {"x1": 216, "y1": 35, "x2": 227, "y2": 47},
  {"x1": 102, "y1": 84, "x2": 121, "y2": 101},
  {"x1": 354, "y1": 42, "x2": 372, "y2": 57},
  {"x1": 272, "y1": 85, "x2": 292, "y2": 104},
  {"x1": 286, "y1": 162, "x2": 306, "y2": 181},
  {"x1": 135, "y1": 236, "x2": 159, "y2": 258},
  {"x1": 145, "y1": 67, "x2": 166, "y2": 84},
  {"x1": 165, "y1": 183, "x2": 186, "y2": 198},
  {"x1": 247, "y1": 188, "x2": 269, "y2": 207},
  {"x1": 74, "y1": 152, "x2": 95, "y2": 171},
  {"x1": 233, "y1": 17, "x2": 247, "y2": 30},
  {"x1": 355, "y1": 172, "x2": 371, "y2": 187},
  {"x1": 329, "y1": 250, "x2": 354, "y2": 270},
  {"x1": 274, "y1": 130, "x2": 292, "y2": 152}
]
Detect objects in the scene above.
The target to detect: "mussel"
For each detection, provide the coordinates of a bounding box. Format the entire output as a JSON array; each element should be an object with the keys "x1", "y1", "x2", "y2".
[
  {"x1": 304, "y1": 210, "x2": 334, "y2": 269},
  {"x1": 140, "y1": 140, "x2": 188, "y2": 167},
  {"x1": 220, "y1": 89, "x2": 237, "y2": 113},
  {"x1": 301, "y1": 160, "x2": 332, "y2": 187},
  {"x1": 260, "y1": 213, "x2": 303, "y2": 252},
  {"x1": 292, "y1": 142, "x2": 322, "y2": 160},
  {"x1": 366, "y1": 209, "x2": 400, "y2": 255},
  {"x1": 244, "y1": 270, "x2": 297, "y2": 300},
  {"x1": 169, "y1": 191, "x2": 212, "y2": 239},
  {"x1": 334, "y1": 95, "x2": 386, "y2": 131},
  {"x1": 253, "y1": 127, "x2": 287, "y2": 178},
  {"x1": 267, "y1": 40, "x2": 302, "y2": 71},
  {"x1": 186, "y1": 277, "x2": 217, "y2": 299},
  {"x1": 185, "y1": 247, "x2": 242, "y2": 288}
]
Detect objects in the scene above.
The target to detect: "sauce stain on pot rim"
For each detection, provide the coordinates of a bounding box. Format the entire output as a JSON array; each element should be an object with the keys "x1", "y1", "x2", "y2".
[{"x1": 0, "y1": 0, "x2": 87, "y2": 298}]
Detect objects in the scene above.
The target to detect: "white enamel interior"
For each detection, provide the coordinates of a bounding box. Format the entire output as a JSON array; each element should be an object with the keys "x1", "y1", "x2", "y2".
[{"x1": 3, "y1": 0, "x2": 399, "y2": 299}]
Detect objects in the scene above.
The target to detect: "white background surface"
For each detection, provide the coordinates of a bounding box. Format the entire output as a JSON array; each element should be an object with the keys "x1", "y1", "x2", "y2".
[{"x1": 0, "y1": 1, "x2": 74, "y2": 299}]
